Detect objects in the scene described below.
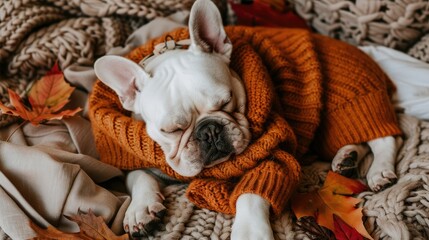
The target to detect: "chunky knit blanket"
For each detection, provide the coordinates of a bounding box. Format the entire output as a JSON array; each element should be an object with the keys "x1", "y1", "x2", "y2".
[
  {"x1": 0, "y1": 0, "x2": 196, "y2": 127},
  {"x1": 290, "y1": 0, "x2": 429, "y2": 52}
]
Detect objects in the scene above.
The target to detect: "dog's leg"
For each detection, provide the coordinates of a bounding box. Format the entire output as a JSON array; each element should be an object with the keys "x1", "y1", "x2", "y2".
[
  {"x1": 231, "y1": 193, "x2": 274, "y2": 240},
  {"x1": 366, "y1": 136, "x2": 399, "y2": 192},
  {"x1": 124, "y1": 170, "x2": 166, "y2": 237},
  {"x1": 332, "y1": 144, "x2": 370, "y2": 177}
]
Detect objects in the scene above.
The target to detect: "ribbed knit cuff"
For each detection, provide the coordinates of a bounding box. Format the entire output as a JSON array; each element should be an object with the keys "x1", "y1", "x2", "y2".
[
  {"x1": 186, "y1": 153, "x2": 301, "y2": 216},
  {"x1": 316, "y1": 90, "x2": 402, "y2": 160},
  {"x1": 229, "y1": 155, "x2": 301, "y2": 216},
  {"x1": 186, "y1": 179, "x2": 236, "y2": 215}
]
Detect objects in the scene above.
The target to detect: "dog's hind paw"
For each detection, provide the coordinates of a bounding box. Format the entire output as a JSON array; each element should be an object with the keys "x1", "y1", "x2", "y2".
[
  {"x1": 332, "y1": 144, "x2": 370, "y2": 178},
  {"x1": 367, "y1": 169, "x2": 397, "y2": 192},
  {"x1": 123, "y1": 192, "x2": 166, "y2": 238},
  {"x1": 332, "y1": 150, "x2": 358, "y2": 177}
]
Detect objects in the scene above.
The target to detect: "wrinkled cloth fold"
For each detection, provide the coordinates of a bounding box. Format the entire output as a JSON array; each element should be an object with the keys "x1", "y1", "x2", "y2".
[
  {"x1": 360, "y1": 46, "x2": 429, "y2": 120},
  {"x1": 0, "y1": 117, "x2": 127, "y2": 239},
  {"x1": 0, "y1": 15, "x2": 189, "y2": 239}
]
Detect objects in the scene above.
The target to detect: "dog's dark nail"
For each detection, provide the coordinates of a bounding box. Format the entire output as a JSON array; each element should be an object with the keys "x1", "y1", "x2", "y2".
[
  {"x1": 124, "y1": 224, "x2": 129, "y2": 232},
  {"x1": 143, "y1": 220, "x2": 158, "y2": 233},
  {"x1": 131, "y1": 228, "x2": 148, "y2": 238},
  {"x1": 155, "y1": 208, "x2": 167, "y2": 219}
]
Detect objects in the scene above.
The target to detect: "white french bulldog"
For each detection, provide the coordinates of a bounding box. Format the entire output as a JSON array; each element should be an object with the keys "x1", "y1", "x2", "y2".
[{"x1": 93, "y1": 0, "x2": 400, "y2": 238}]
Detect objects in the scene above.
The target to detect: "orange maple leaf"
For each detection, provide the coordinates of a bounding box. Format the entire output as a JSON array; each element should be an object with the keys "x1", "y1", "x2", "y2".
[
  {"x1": 0, "y1": 63, "x2": 81, "y2": 126},
  {"x1": 291, "y1": 171, "x2": 372, "y2": 240},
  {"x1": 30, "y1": 209, "x2": 129, "y2": 240}
]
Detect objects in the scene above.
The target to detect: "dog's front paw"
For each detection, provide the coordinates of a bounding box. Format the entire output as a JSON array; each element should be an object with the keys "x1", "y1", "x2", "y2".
[
  {"x1": 367, "y1": 168, "x2": 397, "y2": 192},
  {"x1": 232, "y1": 194, "x2": 274, "y2": 240},
  {"x1": 231, "y1": 218, "x2": 274, "y2": 240},
  {"x1": 124, "y1": 192, "x2": 166, "y2": 238}
]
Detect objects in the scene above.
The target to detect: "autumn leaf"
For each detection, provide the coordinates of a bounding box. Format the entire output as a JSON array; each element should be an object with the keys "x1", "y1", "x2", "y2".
[
  {"x1": 334, "y1": 215, "x2": 364, "y2": 240},
  {"x1": 291, "y1": 171, "x2": 372, "y2": 240},
  {"x1": 30, "y1": 209, "x2": 129, "y2": 240},
  {"x1": 30, "y1": 221, "x2": 90, "y2": 240},
  {"x1": 0, "y1": 63, "x2": 81, "y2": 125},
  {"x1": 296, "y1": 216, "x2": 334, "y2": 240}
]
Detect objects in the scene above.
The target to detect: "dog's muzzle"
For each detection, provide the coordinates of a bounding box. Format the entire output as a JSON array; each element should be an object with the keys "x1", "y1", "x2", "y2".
[{"x1": 194, "y1": 118, "x2": 234, "y2": 165}]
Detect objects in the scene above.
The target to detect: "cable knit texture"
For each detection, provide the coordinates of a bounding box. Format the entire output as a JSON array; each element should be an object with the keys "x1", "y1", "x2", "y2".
[{"x1": 89, "y1": 26, "x2": 402, "y2": 216}]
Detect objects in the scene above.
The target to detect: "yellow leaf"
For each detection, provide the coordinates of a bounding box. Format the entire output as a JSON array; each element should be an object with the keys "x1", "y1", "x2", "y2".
[{"x1": 0, "y1": 63, "x2": 81, "y2": 125}]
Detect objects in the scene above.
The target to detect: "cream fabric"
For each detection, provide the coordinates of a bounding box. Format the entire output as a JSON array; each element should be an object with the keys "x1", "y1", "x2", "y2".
[
  {"x1": 0, "y1": 15, "x2": 188, "y2": 238},
  {"x1": 0, "y1": 118, "x2": 127, "y2": 238},
  {"x1": 360, "y1": 46, "x2": 429, "y2": 120}
]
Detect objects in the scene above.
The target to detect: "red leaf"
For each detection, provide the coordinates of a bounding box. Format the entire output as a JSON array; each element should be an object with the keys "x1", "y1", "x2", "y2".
[
  {"x1": 334, "y1": 214, "x2": 364, "y2": 240},
  {"x1": 46, "y1": 62, "x2": 62, "y2": 76}
]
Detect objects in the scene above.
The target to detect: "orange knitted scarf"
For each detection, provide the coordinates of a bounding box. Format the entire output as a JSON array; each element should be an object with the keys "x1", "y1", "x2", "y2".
[{"x1": 89, "y1": 27, "x2": 401, "y2": 216}]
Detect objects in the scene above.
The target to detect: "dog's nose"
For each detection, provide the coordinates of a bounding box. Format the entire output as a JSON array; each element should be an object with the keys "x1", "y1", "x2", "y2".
[
  {"x1": 194, "y1": 119, "x2": 234, "y2": 164},
  {"x1": 195, "y1": 120, "x2": 223, "y2": 143}
]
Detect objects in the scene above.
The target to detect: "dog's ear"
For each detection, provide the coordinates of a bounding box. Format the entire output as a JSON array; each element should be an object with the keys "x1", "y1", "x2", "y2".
[
  {"x1": 188, "y1": 0, "x2": 232, "y2": 62},
  {"x1": 94, "y1": 55, "x2": 147, "y2": 111}
]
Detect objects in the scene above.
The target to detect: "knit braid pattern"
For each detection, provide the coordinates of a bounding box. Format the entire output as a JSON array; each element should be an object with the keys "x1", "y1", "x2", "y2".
[
  {"x1": 0, "y1": 0, "x2": 195, "y2": 80},
  {"x1": 408, "y1": 33, "x2": 429, "y2": 63},
  {"x1": 0, "y1": 0, "x2": 197, "y2": 126},
  {"x1": 289, "y1": 0, "x2": 429, "y2": 52},
  {"x1": 130, "y1": 115, "x2": 429, "y2": 240},
  {"x1": 359, "y1": 114, "x2": 429, "y2": 239}
]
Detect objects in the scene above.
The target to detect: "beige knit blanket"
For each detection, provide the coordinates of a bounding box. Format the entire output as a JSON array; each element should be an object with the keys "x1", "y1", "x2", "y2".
[
  {"x1": 0, "y1": 0, "x2": 195, "y2": 127},
  {"x1": 0, "y1": 0, "x2": 195, "y2": 78},
  {"x1": 290, "y1": 0, "x2": 429, "y2": 52}
]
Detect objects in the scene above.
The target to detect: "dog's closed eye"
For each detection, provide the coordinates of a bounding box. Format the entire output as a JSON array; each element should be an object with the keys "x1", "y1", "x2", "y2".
[
  {"x1": 217, "y1": 91, "x2": 233, "y2": 109},
  {"x1": 161, "y1": 128, "x2": 183, "y2": 134},
  {"x1": 221, "y1": 99, "x2": 231, "y2": 109}
]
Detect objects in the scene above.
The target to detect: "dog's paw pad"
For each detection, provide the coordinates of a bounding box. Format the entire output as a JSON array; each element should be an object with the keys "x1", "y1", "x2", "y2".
[
  {"x1": 332, "y1": 151, "x2": 358, "y2": 177},
  {"x1": 368, "y1": 170, "x2": 397, "y2": 192}
]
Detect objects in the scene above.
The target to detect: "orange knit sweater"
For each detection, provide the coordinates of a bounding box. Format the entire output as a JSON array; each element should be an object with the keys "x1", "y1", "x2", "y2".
[{"x1": 89, "y1": 27, "x2": 401, "y2": 216}]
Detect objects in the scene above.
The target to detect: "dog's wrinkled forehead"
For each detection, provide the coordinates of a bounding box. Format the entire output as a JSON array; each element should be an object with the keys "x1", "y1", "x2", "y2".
[{"x1": 139, "y1": 51, "x2": 234, "y2": 125}]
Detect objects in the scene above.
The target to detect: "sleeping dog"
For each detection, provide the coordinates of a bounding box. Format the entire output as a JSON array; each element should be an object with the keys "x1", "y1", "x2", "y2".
[{"x1": 93, "y1": 0, "x2": 401, "y2": 238}]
